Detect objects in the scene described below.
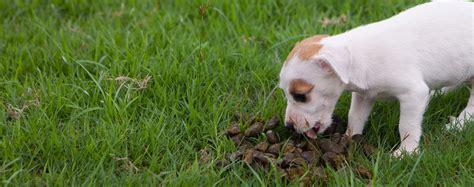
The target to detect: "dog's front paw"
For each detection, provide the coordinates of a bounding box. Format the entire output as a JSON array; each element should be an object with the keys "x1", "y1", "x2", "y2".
[
  {"x1": 391, "y1": 149, "x2": 404, "y2": 157},
  {"x1": 391, "y1": 147, "x2": 419, "y2": 157}
]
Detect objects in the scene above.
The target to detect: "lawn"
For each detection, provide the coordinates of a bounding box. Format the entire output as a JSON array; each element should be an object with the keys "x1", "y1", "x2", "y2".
[{"x1": 1, "y1": 0, "x2": 473, "y2": 186}]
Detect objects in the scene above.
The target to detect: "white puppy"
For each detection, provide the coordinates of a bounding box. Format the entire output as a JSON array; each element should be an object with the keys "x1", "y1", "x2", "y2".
[{"x1": 279, "y1": 0, "x2": 473, "y2": 156}]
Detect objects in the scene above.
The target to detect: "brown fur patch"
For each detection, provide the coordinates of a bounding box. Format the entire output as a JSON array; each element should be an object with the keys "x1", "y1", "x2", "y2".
[
  {"x1": 284, "y1": 35, "x2": 328, "y2": 65},
  {"x1": 289, "y1": 79, "x2": 314, "y2": 94},
  {"x1": 299, "y1": 43, "x2": 323, "y2": 60}
]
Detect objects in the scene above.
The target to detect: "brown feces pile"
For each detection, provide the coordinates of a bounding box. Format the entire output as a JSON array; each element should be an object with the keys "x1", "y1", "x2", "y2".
[{"x1": 219, "y1": 112, "x2": 375, "y2": 184}]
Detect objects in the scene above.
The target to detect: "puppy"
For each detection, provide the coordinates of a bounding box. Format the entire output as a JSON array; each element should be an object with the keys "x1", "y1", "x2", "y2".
[{"x1": 278, "y1": 0, "x2": 473, "y2": 156}]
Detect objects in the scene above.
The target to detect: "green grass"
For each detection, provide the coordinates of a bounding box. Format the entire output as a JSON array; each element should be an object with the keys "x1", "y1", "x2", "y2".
[{"x1": 1, "y1": 0, "x2": 473, "y2": 186}]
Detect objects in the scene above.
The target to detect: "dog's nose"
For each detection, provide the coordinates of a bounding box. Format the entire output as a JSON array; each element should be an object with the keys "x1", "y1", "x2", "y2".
[{"x1": 285, "y1": 121, "x2": 295, "y2": 131}]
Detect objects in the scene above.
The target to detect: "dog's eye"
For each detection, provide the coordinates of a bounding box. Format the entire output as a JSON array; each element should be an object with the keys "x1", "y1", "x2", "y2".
[{"x1": 293, "y1": 93, "x2": 307, "y2": 102}]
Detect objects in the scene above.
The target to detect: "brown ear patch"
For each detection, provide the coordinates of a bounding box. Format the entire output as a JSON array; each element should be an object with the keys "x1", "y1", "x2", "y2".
[
  {"x1": 289, "y1": 79, "x2": 314, "y2": 94},
  {"x1": 284, "y1": 35, "x2": 328, "y2": 65},
  {"x1": 299, "y1": 43, "x2": 323, "y2": 60}
]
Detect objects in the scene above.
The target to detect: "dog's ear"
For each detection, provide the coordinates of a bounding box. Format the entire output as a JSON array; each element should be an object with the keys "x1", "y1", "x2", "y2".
[{"x1": 314, "y1": 45, "x2": 351, "y2": 84}]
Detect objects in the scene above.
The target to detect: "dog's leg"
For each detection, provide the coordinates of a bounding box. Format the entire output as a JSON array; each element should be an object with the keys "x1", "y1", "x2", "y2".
[
  {"x1": 429, "y1": 85, "x2": 458, "y2": 98},
  {"x1": 346, "y1": 92, "x2": 374, "y2": 136},
  {"x1": 393, "y1": 85, "x2": 429, "y2": 156},
  {"x1": 446, "y1": 81, "x2": 474, "y2": 130}
]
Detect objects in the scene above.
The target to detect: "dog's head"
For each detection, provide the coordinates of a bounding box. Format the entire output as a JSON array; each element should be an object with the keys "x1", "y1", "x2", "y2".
[{"x1": 278, "y1": 35, "x2": 351, "y2": 138}]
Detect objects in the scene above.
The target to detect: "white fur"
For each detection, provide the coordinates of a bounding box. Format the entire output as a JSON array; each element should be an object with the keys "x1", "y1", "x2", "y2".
[{"x1": 279, "y1": 1, "x2": 474, "y2": 156}]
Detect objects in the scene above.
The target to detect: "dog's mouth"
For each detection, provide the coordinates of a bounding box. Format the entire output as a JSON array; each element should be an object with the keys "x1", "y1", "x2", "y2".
[{"x1": 304, "y1": 122, "x2": 321, "y2": 139}]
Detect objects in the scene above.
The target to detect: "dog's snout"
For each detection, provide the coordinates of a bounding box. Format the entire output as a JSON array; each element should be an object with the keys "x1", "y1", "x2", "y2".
[
  {"x1": 285, "y1": 121, "x2": 295, "y2": 131},
  {"x1": 314, "y1": 121, "x2": 322, "y2": 127}
]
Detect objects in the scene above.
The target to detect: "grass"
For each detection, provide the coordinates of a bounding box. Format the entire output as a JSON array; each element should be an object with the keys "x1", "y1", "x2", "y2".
[{"x1": 1, "y1": 0, "x2": 473, "y2": 186}]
